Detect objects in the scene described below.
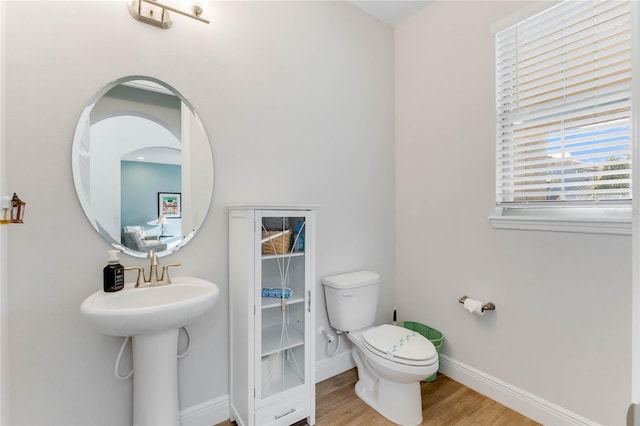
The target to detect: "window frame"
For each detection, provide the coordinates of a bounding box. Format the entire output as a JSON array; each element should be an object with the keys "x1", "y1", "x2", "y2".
[{"x1": 489, "y1": 0, "x2": 636, "y2": 235}]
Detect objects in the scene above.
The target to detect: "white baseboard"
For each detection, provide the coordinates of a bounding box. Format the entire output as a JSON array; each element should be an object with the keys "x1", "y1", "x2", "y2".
[
  {"x1": 180, "y1": 394, "x2": 229, "y2": 426},
  {"x1": 438, "y1": 354, "x2": 598, "y2": 426},
  {"x1": 315, "y1": 349, "x2": 355, "y2": 383}
]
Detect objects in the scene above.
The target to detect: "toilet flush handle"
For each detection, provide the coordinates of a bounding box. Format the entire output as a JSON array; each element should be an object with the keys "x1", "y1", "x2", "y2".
[{"x1": 342, "y1": 292, "x2": 352, "y2": 297}]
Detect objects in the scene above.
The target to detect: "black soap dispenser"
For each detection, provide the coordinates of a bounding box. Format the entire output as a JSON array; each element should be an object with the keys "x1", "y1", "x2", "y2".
[{"x1": 103, "y1": 249, "x2": 125, "y2": 292}]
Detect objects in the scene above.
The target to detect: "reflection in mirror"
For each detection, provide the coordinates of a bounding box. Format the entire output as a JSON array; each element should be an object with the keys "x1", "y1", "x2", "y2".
[{"x1": 72, "y1": 76, "x2": 214, "y2": 258}]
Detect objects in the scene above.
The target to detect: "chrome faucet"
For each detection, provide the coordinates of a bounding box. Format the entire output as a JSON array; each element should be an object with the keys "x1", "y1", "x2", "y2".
[{"x1": 124, "y1": 250, "x2": 181, "y2": 288}]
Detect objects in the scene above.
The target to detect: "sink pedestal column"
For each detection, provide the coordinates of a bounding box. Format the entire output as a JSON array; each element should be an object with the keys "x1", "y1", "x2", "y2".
[{"x1": 132, "y1": 329, "x2": 180, "y2": 426}]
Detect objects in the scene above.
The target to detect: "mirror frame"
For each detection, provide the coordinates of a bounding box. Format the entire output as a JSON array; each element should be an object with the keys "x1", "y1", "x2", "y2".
[{"x1": 71, "y1": 75, "x2": 214, "y2": 258}]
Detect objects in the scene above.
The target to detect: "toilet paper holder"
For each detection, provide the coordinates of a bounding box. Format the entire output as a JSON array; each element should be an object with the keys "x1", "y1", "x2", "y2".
[{"x1": 458, "y1": 296, "x2": 495, "y2": 312}]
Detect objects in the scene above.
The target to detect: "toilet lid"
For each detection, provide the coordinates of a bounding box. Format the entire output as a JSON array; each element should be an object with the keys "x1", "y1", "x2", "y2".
[{"x1": 363, "y1": 324, "x2": 437, "y2": 365}]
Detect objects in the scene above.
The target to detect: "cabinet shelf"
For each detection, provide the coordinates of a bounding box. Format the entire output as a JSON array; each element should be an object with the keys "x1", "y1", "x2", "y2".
[
  {"x1": 262, "y1": 252, "x2": 305, "y2": 261},
  {"x1": 262, "y1": 324, "x2": 304, "y2": 357},
  {"x1": 261, "y1": 296, "x2": 305, "y2": 310}
]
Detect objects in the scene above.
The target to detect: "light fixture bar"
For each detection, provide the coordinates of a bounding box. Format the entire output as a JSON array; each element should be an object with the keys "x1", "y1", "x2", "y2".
[
  {"x1": 128, "y1": 0, "x2": 209, "y2": 29},
  {"x1": 140, "y1": 0, "x2": 210, "y2": 24}
]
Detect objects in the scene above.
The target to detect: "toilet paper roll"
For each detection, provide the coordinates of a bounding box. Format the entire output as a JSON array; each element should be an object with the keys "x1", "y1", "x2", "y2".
[{"x1": 463, "y1": 298, "x2": 485, "y2": 316}]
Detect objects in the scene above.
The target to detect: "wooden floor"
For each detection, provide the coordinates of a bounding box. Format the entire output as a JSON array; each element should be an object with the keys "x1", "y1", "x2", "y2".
[{"x1": 218, "y1": 368, "x2": 540, "y2": 425}]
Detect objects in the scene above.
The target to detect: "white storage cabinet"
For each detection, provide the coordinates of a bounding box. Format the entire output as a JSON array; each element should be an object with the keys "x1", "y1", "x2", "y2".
[{"x1": 228, "y1": 205, "x2": 316, "y2": 426}]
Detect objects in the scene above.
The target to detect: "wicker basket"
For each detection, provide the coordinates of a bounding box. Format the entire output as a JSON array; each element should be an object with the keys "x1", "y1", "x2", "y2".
[{"x1": 262, "y1": 230, "x2": 292, "y2": 254}]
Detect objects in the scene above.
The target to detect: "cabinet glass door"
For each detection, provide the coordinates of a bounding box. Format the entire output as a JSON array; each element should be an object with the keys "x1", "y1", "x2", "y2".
[{"x1": 256, "y1": 212, "x2": 309, "y2": 402}]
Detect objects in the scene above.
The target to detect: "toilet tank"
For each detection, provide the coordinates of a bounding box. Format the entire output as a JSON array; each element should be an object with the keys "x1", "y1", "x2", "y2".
[{"x1": 321, "y1": 270, "x2": 380, "y2": 332}]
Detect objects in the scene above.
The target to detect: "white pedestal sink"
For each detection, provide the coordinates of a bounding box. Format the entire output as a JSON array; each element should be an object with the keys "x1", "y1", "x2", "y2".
[{"x1": 81, "y1": 276, "x2": 219, "y2": 426}]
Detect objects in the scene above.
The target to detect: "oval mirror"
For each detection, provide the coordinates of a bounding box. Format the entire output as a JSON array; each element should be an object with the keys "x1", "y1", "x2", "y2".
[{"x1": 72, "y1": 76, "x2": 214, "y2": 258}]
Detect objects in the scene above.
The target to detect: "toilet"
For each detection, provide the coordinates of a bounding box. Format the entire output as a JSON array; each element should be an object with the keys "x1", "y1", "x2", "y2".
[{"x1": 322, "y1": 270, "x2": 438, "y2": 426}]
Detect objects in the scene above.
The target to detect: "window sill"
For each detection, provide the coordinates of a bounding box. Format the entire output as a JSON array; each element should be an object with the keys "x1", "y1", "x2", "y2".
[{"x1": 489, "y1": 214, "x2": 631, "y2": 235}]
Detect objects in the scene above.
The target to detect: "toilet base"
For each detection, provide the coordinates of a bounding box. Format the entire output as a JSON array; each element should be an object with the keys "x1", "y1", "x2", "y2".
[
  {"x1": 350, "y1": 345, "x2": 424, "y2": 426},
  {"x1": 355, "y1": 377, "x2": 423, "y2": 426}
]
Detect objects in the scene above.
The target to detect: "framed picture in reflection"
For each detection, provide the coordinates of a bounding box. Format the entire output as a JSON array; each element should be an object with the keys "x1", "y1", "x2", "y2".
[{"x1": 158, "y1": 192, "x2": 181, "y2": 218}]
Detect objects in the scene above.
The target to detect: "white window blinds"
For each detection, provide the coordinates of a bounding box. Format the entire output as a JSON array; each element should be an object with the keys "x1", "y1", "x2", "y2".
[{"x1": 495, "y1": 0, "x2": 632, "y2": 207}]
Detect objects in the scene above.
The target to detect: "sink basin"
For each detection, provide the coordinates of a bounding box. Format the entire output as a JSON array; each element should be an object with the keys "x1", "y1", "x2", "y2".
[{"x1": 81, "y1": 276, "x2": 219, "y2": 336}]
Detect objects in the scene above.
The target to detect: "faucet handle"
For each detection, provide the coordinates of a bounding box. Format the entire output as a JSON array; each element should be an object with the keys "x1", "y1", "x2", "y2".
[
  {"x1": 160, "y1": 263, "x2": 181, "y2": 284},
  {"x1": 124, "y1": 266, "x2": 144, "y2": 288}
]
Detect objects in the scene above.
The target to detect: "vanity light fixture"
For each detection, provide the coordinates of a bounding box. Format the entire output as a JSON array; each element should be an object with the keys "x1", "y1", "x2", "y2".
[
  {"x1": 128, "y1": 0, "x2": 209, "y2": 29},
  {"x1": 0, "y1": 193, "x2": 26, "y2": 224}
]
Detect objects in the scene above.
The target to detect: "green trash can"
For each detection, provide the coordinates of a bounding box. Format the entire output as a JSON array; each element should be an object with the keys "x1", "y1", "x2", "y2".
[{"x1": 403, "y1": 321, "x2": 443, "y2": 382}]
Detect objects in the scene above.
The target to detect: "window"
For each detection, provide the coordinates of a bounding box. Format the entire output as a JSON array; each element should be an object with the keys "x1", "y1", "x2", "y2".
[{"x1": 492, "y1": 0, "x2": 632, "y2": 234}]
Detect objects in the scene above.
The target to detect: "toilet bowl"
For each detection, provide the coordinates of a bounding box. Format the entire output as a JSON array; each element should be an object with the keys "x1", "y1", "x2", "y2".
[
  {"x1": 322, "y1": 271, "x2": 439, "y2": 426},
  {"x1": 348, "y1": 325, "x2": 438, "y2": 425}
]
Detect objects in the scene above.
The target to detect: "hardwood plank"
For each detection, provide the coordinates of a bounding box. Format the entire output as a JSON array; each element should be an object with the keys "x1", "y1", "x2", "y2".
[{"x1": 217, "y1": 369, "x2": 540, "y2": 426}]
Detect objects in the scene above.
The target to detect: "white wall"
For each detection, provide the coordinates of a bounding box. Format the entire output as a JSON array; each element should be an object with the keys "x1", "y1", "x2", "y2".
[
  {"x1": 395, "y1": 2, "x2": 631, "y2": 425},
  {"x1": 0, "y1": 1, "x2": 7, "y2": 424},
  {"x1": 3, "y1": 1, "x2": 394, "y2": 424}
]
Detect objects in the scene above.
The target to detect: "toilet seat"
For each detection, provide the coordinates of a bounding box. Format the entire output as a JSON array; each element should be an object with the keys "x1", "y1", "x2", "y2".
[{"x1": 362, "y1": 324, "x2": 437, "y2": 367}]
